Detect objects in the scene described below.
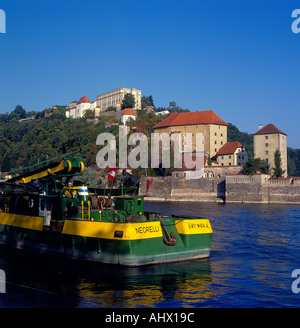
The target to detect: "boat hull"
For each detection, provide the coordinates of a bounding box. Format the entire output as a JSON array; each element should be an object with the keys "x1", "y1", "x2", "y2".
[{"x1": 0, "y1": 213, "x2": 213, "y2": 266}]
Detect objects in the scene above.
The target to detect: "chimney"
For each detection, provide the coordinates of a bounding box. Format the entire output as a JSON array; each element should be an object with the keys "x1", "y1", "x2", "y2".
[{"x1": 259, "y1": 124, "x2": 263, "y2": 130}]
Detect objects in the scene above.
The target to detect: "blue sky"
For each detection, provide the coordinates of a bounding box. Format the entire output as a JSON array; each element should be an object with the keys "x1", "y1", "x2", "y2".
[{"x1": 0, "y1": 0, "x2": 300, "y2": 147}]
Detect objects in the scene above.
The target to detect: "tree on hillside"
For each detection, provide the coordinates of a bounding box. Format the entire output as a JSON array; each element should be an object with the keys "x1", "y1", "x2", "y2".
[
  {"x1": 273, "y1": 149, "x2": 285, "y2": 178},
  {"x1": 83, "y1": 110, "x2": 94, "y2": 119},
  {"x1": 227, "y1": 123, "x2": 253, "y2": 158},
  {"x1": 287, "y1": 147, "x2": 300, "y2": 176},
  {"x1": 244, "y1": 158, "x2": 269, "y2": 175},
  {"x1": 141, "y1": 95, "x2": 154, "y2": 109},
  {"x1": 9, "y1": 105, "x2": 26, "y2": 120},
  {"x1": 122, "y1": 93, "x2": 135, "y2": 109},
  {"x1": 169, "y1": 101, "x2": 176, "y2": 109}
]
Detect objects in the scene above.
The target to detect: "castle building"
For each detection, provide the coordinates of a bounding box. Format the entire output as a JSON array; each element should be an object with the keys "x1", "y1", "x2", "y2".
[
  {"x1": 253, "y1": 124, "x2": 287, "y2": 177},
  {"x1": 215, "y1": 142, "x2": 248, "y2": 166},
  {"x1": 66, "y1": 96, "x2": 98, "y2": 119},
  {"x1": 153, "y1": 110, "x2": 228, "y2": 157},
  {"x1": 96, "y1": 88, "x2": 142, "y2": 112}
]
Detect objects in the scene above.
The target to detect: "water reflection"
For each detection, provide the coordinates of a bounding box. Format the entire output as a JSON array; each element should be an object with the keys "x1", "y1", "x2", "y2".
[
  {"x1": 1, "y1": 201, "x2": 300, "y2": 307},
  {"x1": 74, "y1": 258, "x2": 213, "y2": 307},
  {"x1": 0, "y1": 245, "x2": 214, "y2": 308}
]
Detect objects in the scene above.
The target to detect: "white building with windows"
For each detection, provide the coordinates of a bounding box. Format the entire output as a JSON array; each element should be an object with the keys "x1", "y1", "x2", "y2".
[
  {"x1": 96, "y1": 88, "x2": 142, "y2": 112},
  {"x1": 215, "y1": 142, "x2": 248, "y2": 166},
  {"x1": 121, "y1": 108, "x2": 136, "y2": 125},
  {"x1": 66, "y1": 96, "x2": 99, "y2": 119}
]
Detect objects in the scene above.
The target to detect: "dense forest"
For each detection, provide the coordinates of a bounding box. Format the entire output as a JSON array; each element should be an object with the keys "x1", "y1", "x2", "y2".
[
  {"x1": 0, "y1": 105, "x2": 164, "y2": 174},
  {"x1": 0, "y1": 104, "x2": 299, "y2": 177}
]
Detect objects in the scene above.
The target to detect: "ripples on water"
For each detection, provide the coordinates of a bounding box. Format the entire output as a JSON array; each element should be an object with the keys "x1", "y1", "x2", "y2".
[{"x1": 0, "y1": 201, "x2": 300, "y2": 308}]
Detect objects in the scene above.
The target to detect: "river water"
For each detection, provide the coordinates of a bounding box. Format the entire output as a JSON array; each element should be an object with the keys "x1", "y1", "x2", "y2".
[{"x1": 0, "y1": 201, "x2": 300, "y2": 308}]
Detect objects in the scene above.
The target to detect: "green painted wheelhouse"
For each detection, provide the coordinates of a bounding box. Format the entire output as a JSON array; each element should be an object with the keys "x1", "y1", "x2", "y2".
[{"x1": 0, "y1": 158, "x2": 213, "y2": 266}]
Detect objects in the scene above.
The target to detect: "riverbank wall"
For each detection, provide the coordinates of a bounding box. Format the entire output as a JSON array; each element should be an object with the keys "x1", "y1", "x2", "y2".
[{"x1": 139, "y1": 174, "x2": 300, "y2": 204}]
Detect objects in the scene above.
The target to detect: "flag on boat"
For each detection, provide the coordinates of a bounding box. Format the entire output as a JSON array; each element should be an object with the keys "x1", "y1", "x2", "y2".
[{"x1": 107, "y1": 168, "x2": 117, "y2": 181}]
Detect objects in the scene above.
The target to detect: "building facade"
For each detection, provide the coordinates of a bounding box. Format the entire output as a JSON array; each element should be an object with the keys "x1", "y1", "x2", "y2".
[
  {"x1": 121, "y1": 108, "x2": 136, "y2": 125},
  {"x1": 253, "y1": 124, "x2": 287, "y2": 177},
  {"x1": 66, "y1": 96, "x2": 98, "y2": 119},
  {"x1": 96, "y1": 88, "x2": 142, "y2": 112},
  {"x1": 153, "y1": 110, "x2": 228, "y2": 157},
  {"x1": 215, "y1": 142, "x2": 248, "y2": 166}
]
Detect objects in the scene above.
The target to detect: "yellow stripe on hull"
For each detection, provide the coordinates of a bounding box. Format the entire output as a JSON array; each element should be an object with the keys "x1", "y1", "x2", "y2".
[
  {"x1": 62, "y1": 220, "x2": 163, "y2": 240},
  {"x1": 0, "y1": 212, "x2": 44, "y2": 231},
  {"x1": 175, "y1": 219, "x2": 213, "y2": 235}
]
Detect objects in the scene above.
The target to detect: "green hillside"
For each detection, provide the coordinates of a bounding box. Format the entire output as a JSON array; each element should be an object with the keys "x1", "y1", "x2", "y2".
[{"x1": 0, "y1": 106, "x2": 299, "y2": 176}]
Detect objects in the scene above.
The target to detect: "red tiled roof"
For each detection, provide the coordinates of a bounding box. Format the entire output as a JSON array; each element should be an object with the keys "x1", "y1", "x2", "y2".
[
  {"x1": 78, "y1": 96, "x2": 92, "y2": 104},
  {"x1": 253, "y1": 124, "x2": 287, "y2": 136},
  {"x1": 153, "y1": 110, "x2": 227, "y2": 129},
  {"x1": 216, "y1": 142, "x2": 244, "y2": 156},
  {"x1": 70, "y1": 100, "x2": 78, "y2": 104},
  {"x1": 123, "y1": 108, "x2": 135, "y2": 116}
]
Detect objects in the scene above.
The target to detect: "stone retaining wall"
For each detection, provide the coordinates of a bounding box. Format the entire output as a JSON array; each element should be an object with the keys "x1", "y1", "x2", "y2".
[{"x1": 139, "y1": 174, "x2": 300, "y2": 204}]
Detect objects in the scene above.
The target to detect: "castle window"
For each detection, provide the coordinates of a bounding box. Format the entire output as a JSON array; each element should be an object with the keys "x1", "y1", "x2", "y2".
[
  {"x1": 265, "y1": 143, "x2": 268, "y2": 147},
  {"x1": 265, "y1": 136, "x2": 268, "y2": 139}
]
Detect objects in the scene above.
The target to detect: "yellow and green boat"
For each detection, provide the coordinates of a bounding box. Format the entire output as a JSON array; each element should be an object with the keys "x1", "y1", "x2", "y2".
[{"x1": 0, "y1": 158, "x2": 213, "y2": 266}]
